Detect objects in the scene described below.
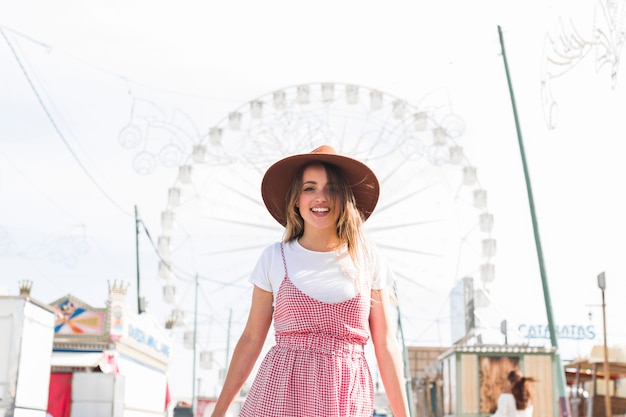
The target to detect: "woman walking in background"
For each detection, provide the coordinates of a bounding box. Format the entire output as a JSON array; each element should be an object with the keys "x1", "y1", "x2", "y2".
[
  {"x1": 494, "y1": 370, "x2": 536, "y2": 417},
  {"x1": 511, "y1": 374, "x2": 536, "y2": 417}
]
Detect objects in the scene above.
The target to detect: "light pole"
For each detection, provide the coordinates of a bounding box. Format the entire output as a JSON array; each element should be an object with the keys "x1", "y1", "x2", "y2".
[
  {"x1": 497, "y1": 25, "x2": 570, "y2": 417},
  {"x1": 135, "y1": 205, "x2": 142, "y2": 315},
  {"x1": 598, "y1": 271, "x2": 611, "y2": 417},
  {"x1": 192, "y1": 273, "x2": 199, "y2": 417}
]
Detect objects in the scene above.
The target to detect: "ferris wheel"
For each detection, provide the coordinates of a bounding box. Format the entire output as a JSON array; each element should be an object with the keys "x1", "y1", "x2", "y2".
[{"x1": 155, "y1": 82, "x2": 496, "y2": 365}]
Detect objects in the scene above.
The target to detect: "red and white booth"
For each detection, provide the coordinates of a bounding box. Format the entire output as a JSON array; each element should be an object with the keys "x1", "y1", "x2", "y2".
[{"x1": 47, "y1": 282, "x2": 171, "y2": 417}]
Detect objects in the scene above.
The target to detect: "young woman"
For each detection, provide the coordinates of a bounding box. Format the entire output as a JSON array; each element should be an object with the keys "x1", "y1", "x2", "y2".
[{"x1": 210, "y1": 145, "x2": 410, "y2": 417}]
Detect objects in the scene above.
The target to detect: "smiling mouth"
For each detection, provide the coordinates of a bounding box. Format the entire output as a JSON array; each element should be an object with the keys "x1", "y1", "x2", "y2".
[{"x1": 311, "y1": 207, "x2": 329, "y2": 213}]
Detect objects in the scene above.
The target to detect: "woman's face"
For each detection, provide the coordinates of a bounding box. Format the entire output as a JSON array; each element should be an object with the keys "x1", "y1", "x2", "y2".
[{"x1": 297, "y1": 164, "x2": 341, "y2": 232}]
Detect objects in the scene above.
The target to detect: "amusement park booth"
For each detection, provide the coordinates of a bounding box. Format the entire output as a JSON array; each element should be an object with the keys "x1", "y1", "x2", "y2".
[
  {"x1": 438, "y1": 344, "x2": 560, "y2": 417},
  {"x1": 564, "y1": 344, "x2": 626, "y2": 417},
  {"x1": 0, "y1": 288, "x2": 56, "y2": 417},
  {"x1": 47, "y1": 282, "x2": 172, "y2": 417}
]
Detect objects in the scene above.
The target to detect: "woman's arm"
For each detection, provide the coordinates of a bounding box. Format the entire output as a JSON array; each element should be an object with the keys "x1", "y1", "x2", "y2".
[
  {"x1": 369, "y1": 288, "x2": 411, "y2": 417},
  {"x1": 210, "y1": 286, "x2": 274, "y2": 417}
]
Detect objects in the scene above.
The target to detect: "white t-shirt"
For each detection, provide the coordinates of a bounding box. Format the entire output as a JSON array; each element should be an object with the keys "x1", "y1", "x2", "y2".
[
  {"x1": 493, "y1": 393, "x2": 516, "y2": 417},
  {"x1": 493, "y1": 393, "x2": 534, "y2": 417},
  {"x1": 249, "y1": 240, "x2": 391, "y2": 304}
]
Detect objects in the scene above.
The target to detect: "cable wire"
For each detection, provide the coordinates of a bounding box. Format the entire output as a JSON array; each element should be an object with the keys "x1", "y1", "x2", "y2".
[{"x1": 0, "y1": 26, "x2": 132, "y2": 217}]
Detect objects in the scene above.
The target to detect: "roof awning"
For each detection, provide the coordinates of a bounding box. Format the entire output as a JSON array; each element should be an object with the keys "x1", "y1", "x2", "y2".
[
  {"x1": 51, "y1": 351, "x2": 104, "y2": 368},
  {"x1": 564, "y1": 345, "x2": 626, "y2": 376}
]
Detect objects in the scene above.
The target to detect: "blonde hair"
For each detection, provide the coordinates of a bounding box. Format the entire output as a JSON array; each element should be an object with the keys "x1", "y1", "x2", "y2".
[{"x1": 283, "y1": 162, "x2": 372, "y2": 288}]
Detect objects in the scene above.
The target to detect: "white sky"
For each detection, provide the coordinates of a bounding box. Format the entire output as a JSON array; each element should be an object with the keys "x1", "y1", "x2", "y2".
[{"x1": 2, "y1": 0, "x2": 626, "y2": 402}]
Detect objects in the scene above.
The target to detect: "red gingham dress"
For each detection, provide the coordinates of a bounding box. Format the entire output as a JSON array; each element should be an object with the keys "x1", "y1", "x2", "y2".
[{"x1": 239, "y1": 244, "x2": 374, "y2": 417}]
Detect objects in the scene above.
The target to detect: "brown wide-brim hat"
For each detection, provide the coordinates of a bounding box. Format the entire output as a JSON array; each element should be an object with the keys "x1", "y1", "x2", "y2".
[{"x1": 261, "y1": 145, "x2": 380, "y2": 226}]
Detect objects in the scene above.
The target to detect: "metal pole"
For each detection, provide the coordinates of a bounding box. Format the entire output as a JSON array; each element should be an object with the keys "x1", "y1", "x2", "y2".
[
  {"x1": 224, "y1": 308, "x2": 232, "y2": 377},
  {"x1": 134, "y1": 205, "x2": 141, "y2": 315},
  {"x1": 397, "y1": 304, "x2": 415, "y2": 417},
  {"x1": 497, "y1": 25, "x2": 570, "y2": 417},
  {"x1": 192, "y1": 274, "x2": 199, "y2": 416},
  {"x1": 598, "y1": 272, "x2": 611, "y2": 417}
]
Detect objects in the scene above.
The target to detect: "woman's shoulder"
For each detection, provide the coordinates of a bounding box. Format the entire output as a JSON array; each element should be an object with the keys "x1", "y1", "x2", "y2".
[
  {"x1": 253, "y1": 241, "x2": 283, "y2": 263},
  {"x1": 259, "y1": 240, "x2": 305, "y2": 258},
  {"x1": 499, "y1": 392, "x2": 514, "y2": 400}
]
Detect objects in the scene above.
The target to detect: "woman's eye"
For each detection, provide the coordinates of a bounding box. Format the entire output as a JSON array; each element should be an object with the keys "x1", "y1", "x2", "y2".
[{"x1": 303, "y1": 186, "x2": 314, "y2": 192}]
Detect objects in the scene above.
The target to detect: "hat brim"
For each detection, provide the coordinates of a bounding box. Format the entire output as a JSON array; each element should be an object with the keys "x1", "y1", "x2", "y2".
[{"x1": 261, "y1": 151, "x2": 380, "y2": 227}]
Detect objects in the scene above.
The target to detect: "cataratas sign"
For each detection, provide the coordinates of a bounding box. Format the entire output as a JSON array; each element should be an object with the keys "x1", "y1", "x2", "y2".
[{"x1": 517, "y1": 324, "x2": 596, "y2": 340}]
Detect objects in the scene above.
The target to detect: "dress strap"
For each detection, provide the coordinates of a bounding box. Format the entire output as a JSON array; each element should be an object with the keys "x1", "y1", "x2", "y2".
[{"x1": 280, "y1": 242, "x2": 289, "y2": 278}]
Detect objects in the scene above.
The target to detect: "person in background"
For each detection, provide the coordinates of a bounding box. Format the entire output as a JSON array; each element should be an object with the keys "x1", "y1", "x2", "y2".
[
  {"x1": 511, "y1": 374, "x2": 536, "y2": 417},
  {"x1": 210, "y1": 145, "x2": 410, "y2": 417},
  {"x1": 493, "y1": 369, "x2": 536, "y2": 417}
]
